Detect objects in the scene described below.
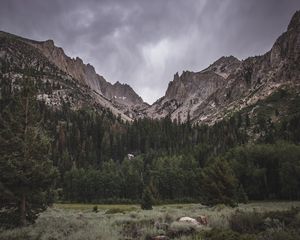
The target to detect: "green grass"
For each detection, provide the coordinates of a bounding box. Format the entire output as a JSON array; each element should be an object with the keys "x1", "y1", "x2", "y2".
[
  {"x1": 54, "y1": 203, "x2": 139, "y2": 211},
  {"x1": 1, "y1": 202, "x2": 300, "y2": 240}
]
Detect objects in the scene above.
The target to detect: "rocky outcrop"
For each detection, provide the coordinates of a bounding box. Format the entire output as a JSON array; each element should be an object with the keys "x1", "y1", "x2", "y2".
[
  {"x1": 202, "y1": 56, "x2": 241, "y2": 79},
  {"x1": 145, "y1": 56, "x2": 242, "y2": 122},
  {"x1": 0, "y1": 31, "x2": 132, "y2": 121},
  {"x1": 26, "y1": 38, "x2": 146, "y2": 109},
  {"x1": 145, "y1": 11, "x2": 300, "y2": 124},
  {"x1": 191, "y1": 10, "x2": 300, "y2": 124},
  {"x1": 0, "y1": 30, "x2": 148, "y2": 119},
  {"x1": 1, "y1": 10, "x2": 299, "y2": 125}
]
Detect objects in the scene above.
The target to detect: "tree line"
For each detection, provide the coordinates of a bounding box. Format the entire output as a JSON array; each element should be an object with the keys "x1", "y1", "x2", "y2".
[
  {"x1": 1, "y1": 78, "x2": 300, "y2": 227},
  {"x1": 62, "y1": 142, "x2": 300, "y2": 205}
]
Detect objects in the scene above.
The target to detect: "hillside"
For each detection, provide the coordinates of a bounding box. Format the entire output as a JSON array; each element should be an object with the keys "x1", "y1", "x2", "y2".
[
  {"x1": 1, "y1": 11, "x2": 299, "y2": 126},
  {"x1": 145, "y1": 11, "x2": 300, "y2": 125},
  {"x1": 0, "y1": 31, "x2": 147, "y2": 121}
]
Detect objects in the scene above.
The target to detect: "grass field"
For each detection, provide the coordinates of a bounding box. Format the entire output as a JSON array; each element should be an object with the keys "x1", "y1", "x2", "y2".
[
  {"x1": 54, "y1": 203, "x2": 140, "y2": 211},
  {"x1": 1, "y1": 201, "x2": 300, "y2": 240}
]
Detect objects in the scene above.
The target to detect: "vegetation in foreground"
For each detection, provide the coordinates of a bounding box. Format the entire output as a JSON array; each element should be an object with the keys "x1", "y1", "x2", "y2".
[
  {"x1": 1, "y1": 79, "x2": 300, "y2": 228},
  {"x1": 1, "y1": 202, "x2": 300, "y2": 240}
]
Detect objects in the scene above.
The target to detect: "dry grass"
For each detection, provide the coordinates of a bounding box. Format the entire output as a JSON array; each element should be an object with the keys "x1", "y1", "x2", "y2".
[
  {"x1": 54, "y1": 203, "x2": 139, "y2": 211},
  {"x1": 1, "y1": 202, "x2": 300, "y2": 240}
]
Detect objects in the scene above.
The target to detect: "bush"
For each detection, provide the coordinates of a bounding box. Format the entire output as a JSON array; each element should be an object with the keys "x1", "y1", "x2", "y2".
[
  {"x1": 229, "y1": 211, "x2": 265, "y2": 234},
  {"x1": 259, "y1": 229, "x2": 300, "y2": 240},
  {"x1": 263, "y1": 207, "x2": 300, "y2": 228},
  {"x1": 92, "y1": 205, "x2": 98, "y2": 213},
  {"x1": 202, "y1": 229, "x2": 256, "y2": 240},
  {"x1": 167, "y1": 221, "x2": 197, "y2": 238},
  {"x1": 105, "y1": 208, "x2": 126, "y2": 214},
  {"x1": 264, "y1": 208, "x2": 300, "y2": 229},
  {"x1": 236, "y1": 185, "x2": 248, "y2": 204}
]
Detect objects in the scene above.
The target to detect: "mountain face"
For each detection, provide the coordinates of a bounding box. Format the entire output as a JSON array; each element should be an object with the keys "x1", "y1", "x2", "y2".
[
  {"x1": 145, "y1": 11, "x2": 300, "y2": 124},
  {"x1": 0, "y1": 31, "x2": 147, "y2": 120},
  {"x1": 29, "y1": 39, "x2": 145, "y2": 107},
  {"x1": 0, "y1": 11, "x2": 299, "y2": 125},
  {"x1": 145, "y1": 56, "x2": 241, "y2": 122}
]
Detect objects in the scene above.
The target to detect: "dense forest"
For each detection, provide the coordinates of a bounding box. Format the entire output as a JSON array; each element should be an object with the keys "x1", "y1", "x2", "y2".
[{"x1": 1, "y1": 78, "x2": 300, "y2": 226}]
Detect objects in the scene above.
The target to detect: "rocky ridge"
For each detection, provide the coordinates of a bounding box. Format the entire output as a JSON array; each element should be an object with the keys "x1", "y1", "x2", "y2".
[
  {"x1": 145, "y1": 11, "x2": 300, "y2": 124},
  {"x1": 1, "y1": 11, "x2": 299, "y2": 125},
  {"x1": 0, "y1": 31, "x2": 134, "y2": 121},
  {"x1": 27, "y1": 37, "x2": 148, "y2": 114},
  {"x1": 0, "y1": 31, "x2": 148, "y2": 120},
  {"x1": 145, "y1": 56, "x2": 241, "y2": 122}
]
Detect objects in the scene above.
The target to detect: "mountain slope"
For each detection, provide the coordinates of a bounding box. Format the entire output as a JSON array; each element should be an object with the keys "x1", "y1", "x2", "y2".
[
  {"x1": 145, "y1": 11, "x2": 300, "y2": 124},
  {"x1": 1, "y1": 11, "x2": 299, "y2": 125},
  {"x1": 0, "y1": 31, "x2": 133, "y2": 121},
  {"x1": 0, "y1": 31, "x2": 148, "y2": 120},
  {"x1": 28, "y1": 38, "x2": 146, "y2": 107},
  {"x1": 145, "y1": 56, "x2": 241, "y2": 122}
]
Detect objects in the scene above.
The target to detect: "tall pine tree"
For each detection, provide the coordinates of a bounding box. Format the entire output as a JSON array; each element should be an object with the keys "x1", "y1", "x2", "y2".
[{"x1": 0, "y1": 78, "x2": 58, "y2": 227}]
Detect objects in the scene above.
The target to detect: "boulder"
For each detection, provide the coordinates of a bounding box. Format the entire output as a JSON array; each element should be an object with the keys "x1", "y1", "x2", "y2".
[
  {"x1": 178, "y1": 217, "x2": 199, "y2": 225},
  {"x1": 150, "y1": 235, "x2": 169, "y2": 240}
]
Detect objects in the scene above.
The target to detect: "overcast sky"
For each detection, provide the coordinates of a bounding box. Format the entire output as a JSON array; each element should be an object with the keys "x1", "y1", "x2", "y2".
[{"x1": 1, "y1": 0, "x2": 299, "y2": 103}]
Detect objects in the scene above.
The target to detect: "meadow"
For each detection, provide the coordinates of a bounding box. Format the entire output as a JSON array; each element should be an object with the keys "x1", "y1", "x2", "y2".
[{"x1": 1, "y1": 201, "x2": 300, "y2": 240}]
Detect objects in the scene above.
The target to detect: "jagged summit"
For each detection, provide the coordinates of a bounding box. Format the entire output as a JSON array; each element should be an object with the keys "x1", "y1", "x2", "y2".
[
  {"x1": 1, "y1": 10, "x2": 299, "y2": 124},
  {"x1": 0, "y1": 30, "x2": 146, "y2": 120},
  {"x1": 144, "y1": 10, "x2": 300, "y2": 124},
  {"x1": 0, "y1": 31, "x2": 146, "y2": 108},
  {"x1": 288, "y1": 10, "x2": 300, "y2": 31},
  {"x1": 202, "y1": 56, "x2": 241, "y2": 79},
  {"x1": 26, "y1": 37, "x2": 146, "y2": 107},
  {"x1": 44, "y1": 39, "x2": 55, "y2": 46}
]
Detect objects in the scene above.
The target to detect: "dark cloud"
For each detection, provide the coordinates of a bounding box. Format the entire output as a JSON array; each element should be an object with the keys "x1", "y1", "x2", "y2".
[{"x1": 1, "y1": 0, "x2": 299, "y2": 103}]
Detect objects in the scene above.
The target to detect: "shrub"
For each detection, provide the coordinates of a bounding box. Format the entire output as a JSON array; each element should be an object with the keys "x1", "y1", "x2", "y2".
[
  {"x1": 235, "y1": 185, "x2": 248, "y2": 204},
  {"x1": 92, "y1": 205, "x2": 98, "y2": 213},
  {"x1": 263, "y1": 207, "x2": 300, "y2": 228},
  {"x1": 168, "y1": 221, "x2": 197, "y2": 238},
  {"x1": 105, "y1": 208, "x2": 125, "y2": 214},
  {"x1": 202, "y1": 229, "x2": 256, "y2": 240},
  {"x1": 259, "y1": 229, "x2": 300, "y2": 240},
  {"x1": 229, "y1": 211, "x2": 265, "y2": 234}
]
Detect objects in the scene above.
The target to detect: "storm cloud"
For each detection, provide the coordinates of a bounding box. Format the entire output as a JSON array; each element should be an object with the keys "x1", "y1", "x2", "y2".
[{"x1": 1, "y1": 0, "x2": 300, "y2": 103}]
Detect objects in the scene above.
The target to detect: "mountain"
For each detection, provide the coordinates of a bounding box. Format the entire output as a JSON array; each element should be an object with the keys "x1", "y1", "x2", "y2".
[
  {"x1": 29, "y1": 39, "x2": 146, "y2": 107},
  {"x1": 145, "y1": 56, "x2": 241, "y2": 122},
  {"x1": 0, "y1": 31, "x2": 147, "y2": 120},
  {"x1": 1, "y1": 11, "x2": 299, "y2": 125},
  {"x1": 145, "y1": 11, "x2": 300, "y2": 124}
]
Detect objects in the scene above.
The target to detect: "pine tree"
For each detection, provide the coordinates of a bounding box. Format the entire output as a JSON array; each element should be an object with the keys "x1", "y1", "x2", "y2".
[
  {"x1": 200, "y1": 159, "x2": 238, "y2": 206},
  {"x1": 141, "y1": 187, "x2": 154, "y2": 210},
  {"x1": 0, "y1": 78, "x2": 58, "y2": 227},
  {"x1": 236, "y1": 184, "x2": 248, "y2": 203}
]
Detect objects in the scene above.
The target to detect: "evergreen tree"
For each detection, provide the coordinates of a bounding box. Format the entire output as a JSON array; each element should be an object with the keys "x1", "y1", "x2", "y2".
[
  {"x1": 141, "y1": 187, "x2": 154, "y2": 210},
  {"x1": 200, "y1": 159, "x2": 238, "y2": 206},
  {"x1": 0, "y1": 78, "x2": 58, "y2": 227},
  {"x1": 236, "y1": 185, "x2": 248, "y2": 203}
]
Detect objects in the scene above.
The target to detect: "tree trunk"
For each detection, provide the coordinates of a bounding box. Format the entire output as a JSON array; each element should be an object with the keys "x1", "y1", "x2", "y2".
[{"x1": 20, "y1": 193, "x2": 26, "y2": 226}]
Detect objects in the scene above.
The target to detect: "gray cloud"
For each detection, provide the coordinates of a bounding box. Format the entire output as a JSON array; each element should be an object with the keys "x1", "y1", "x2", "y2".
[{"x1": 1, "y1": 0, "x2": 299, "y2": 103}]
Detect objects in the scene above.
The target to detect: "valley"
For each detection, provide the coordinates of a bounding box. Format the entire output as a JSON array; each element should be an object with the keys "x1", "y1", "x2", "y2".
[{"x1": 0, "y1": 4, "x2": 300, "y2": 240}]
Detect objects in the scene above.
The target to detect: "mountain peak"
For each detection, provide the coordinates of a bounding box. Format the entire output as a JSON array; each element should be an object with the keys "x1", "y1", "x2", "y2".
[
  {"x1": 75, "y1": 57, "x2": 83, "y2": 64},
  {"x1": 44, "y1": 39, "x2": 54, "y2": 47},
  {"x1": 202, "y1": 55, "x2": 241, "y2": 79},
  {"x1": 208, "y1": 56, "x2": 240, "y2": 68},
  {"x1": 114, "y1": 81, "x2": 122, "y2": 86},
  {"x1": 288, "y1": 10, "x2": 300, "y2": 31}
]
